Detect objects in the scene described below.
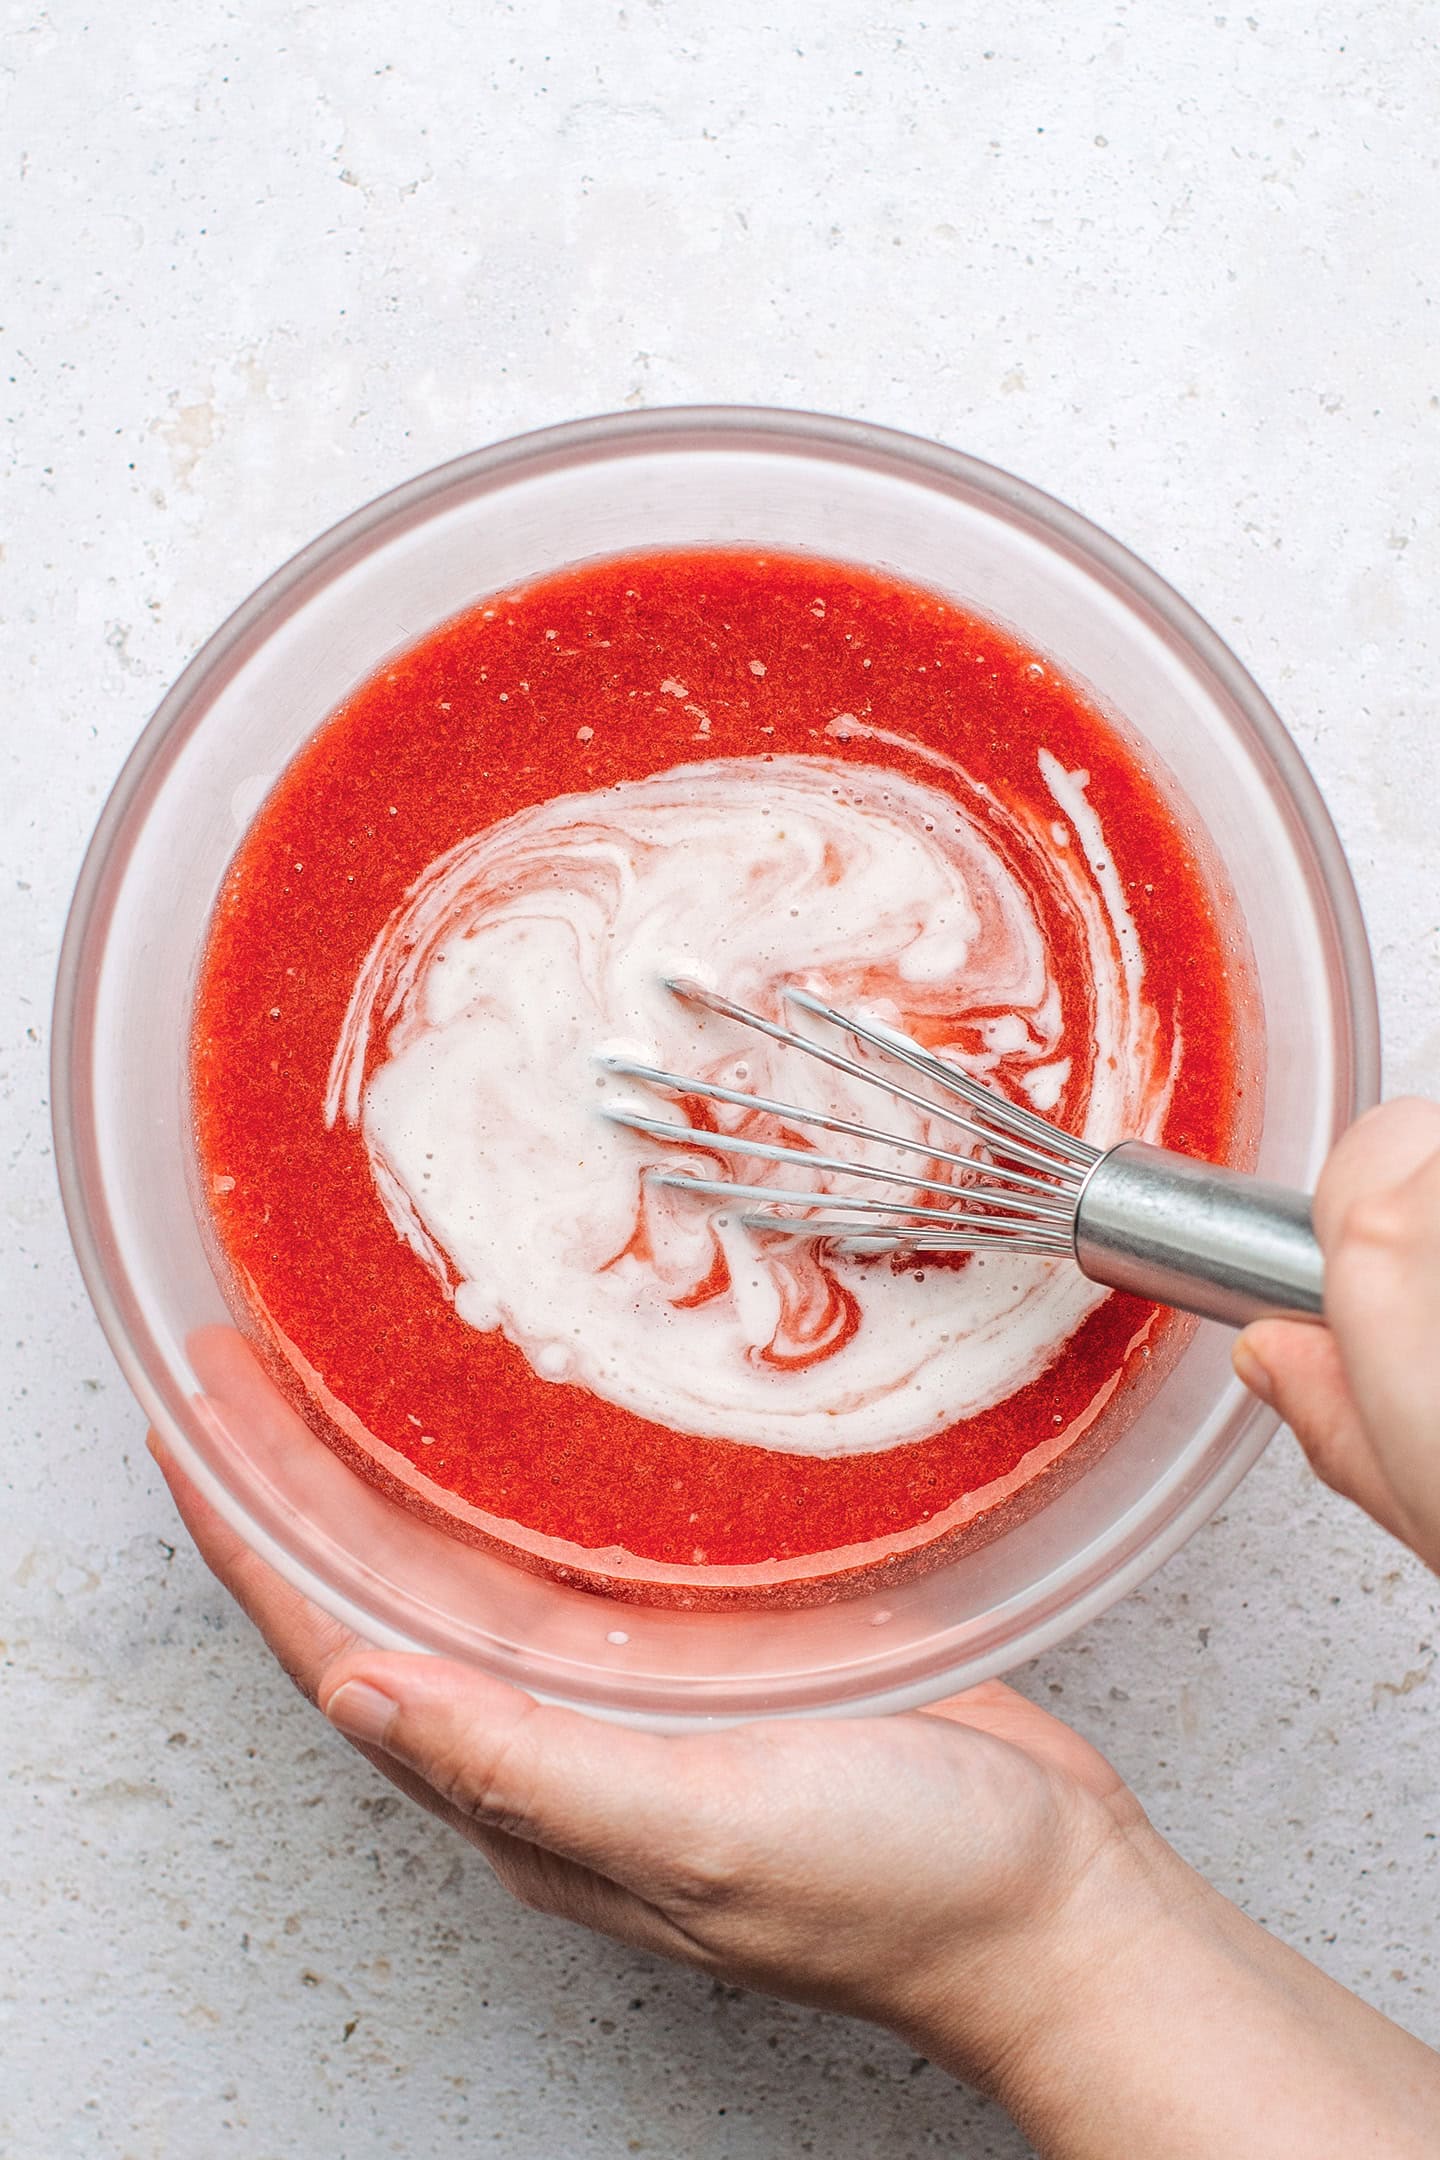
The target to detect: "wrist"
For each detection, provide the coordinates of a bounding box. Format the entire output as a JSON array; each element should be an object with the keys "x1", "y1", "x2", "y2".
[
  {"x1": 901, "y1": 1819, "x2": 1440, "y2": 2159},
  {"x1": 895, "y1": 1811, "x2": 1196, "y2": 2097}
]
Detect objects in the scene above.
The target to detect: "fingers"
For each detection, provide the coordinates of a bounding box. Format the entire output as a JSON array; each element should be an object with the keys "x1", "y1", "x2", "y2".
[
  {"x1": 1309, "y1": 1097, "x2": 1440, "y2": 1249},
  {"x1": 1314, "y1": 1111, "x2": 1440, "y2": 1428},
  {"x1": 149, "y1": 1434, "x2": 362, "y2": 1700},
  {"x1": 156, "y1": 1429, "x2": 743, "y2": 1929},
  {"x1": 468, "y1": 1823, "x2": 710, "y2": 1965},
  {"x1": 150, "y1": 1435, "x2": 710, "y2": 1953},
  {"x1": 318, "y1": 1650, "x2": 724, "y2": 1902},
  {"x1": 1232, "y1": 1323, "x2": 1411, "y2": 1544},
  {"x1": 1233, "y1": 1096, "x2": 1440, "y2": 1569}
]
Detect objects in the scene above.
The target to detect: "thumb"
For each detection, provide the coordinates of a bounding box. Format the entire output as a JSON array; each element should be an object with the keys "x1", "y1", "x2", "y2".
[
  {"x1": 318, "y1": 1652, "x2": 701, "y2": 1888},
  {"x1": 1234, "y1": 1319, "x2": 1408, "y2": 1543},
  {"x1": 320, "y1": 1654, "x2": 739, "y2": 1967}
]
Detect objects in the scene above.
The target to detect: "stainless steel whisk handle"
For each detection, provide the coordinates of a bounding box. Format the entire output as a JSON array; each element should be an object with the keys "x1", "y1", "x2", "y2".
[{"x1": 1075, "y1": 1142, "x2": 1324, "y2": 1329}]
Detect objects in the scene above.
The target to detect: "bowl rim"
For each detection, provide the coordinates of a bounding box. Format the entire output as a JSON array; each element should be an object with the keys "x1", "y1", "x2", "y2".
[{"x1": 51, "y1": 403, "x2": 1382, "y2": 1721}]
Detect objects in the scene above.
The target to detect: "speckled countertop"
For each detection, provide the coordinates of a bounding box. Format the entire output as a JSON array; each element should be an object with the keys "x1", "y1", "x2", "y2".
[{"x1": 3, "y1": 5, "x2": 1438, "y2": 2155}]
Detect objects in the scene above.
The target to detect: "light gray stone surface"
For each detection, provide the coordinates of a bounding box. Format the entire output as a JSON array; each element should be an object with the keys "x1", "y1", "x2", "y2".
[{"x1": 3, "y1": 3, "x2": 1438, "y2": 2153}]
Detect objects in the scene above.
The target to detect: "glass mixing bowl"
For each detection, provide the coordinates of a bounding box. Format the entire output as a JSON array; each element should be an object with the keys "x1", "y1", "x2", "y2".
[{"x1": 53, "y1": 407, "x2": 1378, "y2": 1724}]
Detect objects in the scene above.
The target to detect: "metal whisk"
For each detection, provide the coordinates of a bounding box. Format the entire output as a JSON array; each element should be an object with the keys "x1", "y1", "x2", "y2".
[{"x1": 600, "y1": 981, "x2": 1325, "y2": 1329}]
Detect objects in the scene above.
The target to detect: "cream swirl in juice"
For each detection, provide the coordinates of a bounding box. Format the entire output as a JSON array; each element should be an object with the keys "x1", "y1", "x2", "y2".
[{"x1": 327, "y1": 750, "x2": 1175, "y2": 1457}]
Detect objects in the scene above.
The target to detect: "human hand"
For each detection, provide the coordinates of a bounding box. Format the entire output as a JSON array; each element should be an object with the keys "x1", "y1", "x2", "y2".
[
  {"x1": 1234, "y1": 1097, "x2": 1440, "y2": 1573},
  {"x1": 151, "y1": 1439, "x2": 1440, "y2": 2157},
  {"x1": 146, "y1": 1436, "x2": 1161, "y2": 2091}
]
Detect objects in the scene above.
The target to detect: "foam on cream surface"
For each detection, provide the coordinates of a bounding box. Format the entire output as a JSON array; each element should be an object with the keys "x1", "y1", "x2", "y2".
[{"x1": 326, "y1": 752, "x2": 1175, "y2": 1457}]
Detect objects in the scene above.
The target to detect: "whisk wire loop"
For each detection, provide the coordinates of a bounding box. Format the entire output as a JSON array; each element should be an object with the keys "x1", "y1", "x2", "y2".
[
  {"x1": 602, "y1": 1057, "x2": 1085, "y2": 1206},
  {"x1": 647, "y1": 1169, "x2": 1066, "y2": 1239},
  {"x1": 594, "y1": 980, "x2": 1328, "y2": 1326},
  {"x1": 654, "y1": 979, "x2": 1090, "y2": 1185},
  {"x1": 783, "y1": 984, "x2": 1100, "y2": 1169},
  {"x1": 598, "y1": 982, "x2": 1102, "y2": 1258}
]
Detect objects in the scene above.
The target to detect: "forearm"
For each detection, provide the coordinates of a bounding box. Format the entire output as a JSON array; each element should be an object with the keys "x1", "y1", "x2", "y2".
[{"x1": 909, "y1": 1830, "x2": 1440, "y2": 2158}]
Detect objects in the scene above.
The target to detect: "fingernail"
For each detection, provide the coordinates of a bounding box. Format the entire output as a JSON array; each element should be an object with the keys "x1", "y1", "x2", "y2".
[
  {"x1": 325, "y1": 1679, "x2": 398, "y2": 1746},
  {"x1": 1232, "y1": 1336, "x2": 1275, "y2": 1405}
]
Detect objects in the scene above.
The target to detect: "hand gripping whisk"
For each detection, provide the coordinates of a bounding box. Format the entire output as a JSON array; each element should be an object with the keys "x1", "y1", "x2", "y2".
[{"x1": 601, "y1": 982, "x2": 1325, "y2": 1329}]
